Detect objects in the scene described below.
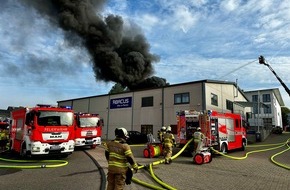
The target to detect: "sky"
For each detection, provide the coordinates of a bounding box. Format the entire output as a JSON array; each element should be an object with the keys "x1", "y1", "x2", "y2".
[{"x1": 1, "y1": 0, "x2": 290, "y2": 109}]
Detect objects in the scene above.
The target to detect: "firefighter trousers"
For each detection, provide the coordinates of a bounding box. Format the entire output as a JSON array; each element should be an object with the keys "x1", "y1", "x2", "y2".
[
  {"x1": 107, "y1": 172, "x2": 126, "y2": 190},
  {"x1": 163, "y1": 145, "x2": 172, "y2": 163}
]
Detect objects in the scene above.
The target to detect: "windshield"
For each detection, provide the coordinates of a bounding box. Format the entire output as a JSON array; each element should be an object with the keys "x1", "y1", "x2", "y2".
[
  {"x1": 79, "y1": 117, "x2": 99, "y2": 127},
  {"x1": 37, "y1": 111, "x2": 74, "y2": 126}
]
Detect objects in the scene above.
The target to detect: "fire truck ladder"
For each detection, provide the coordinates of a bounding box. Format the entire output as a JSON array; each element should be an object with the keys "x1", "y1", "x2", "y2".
[{"x1": 259, "y1": 55, "x2": 290, "y2": 97}]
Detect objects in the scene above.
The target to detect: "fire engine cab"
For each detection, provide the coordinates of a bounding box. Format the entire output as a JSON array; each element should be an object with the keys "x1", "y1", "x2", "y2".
[
  {"x1": 9, "y1": 104, "x2": 75, "y2": 157},
  {"x1": 176, "y1": 110, "x2": 247, "y2": 153},
  {"x1": 74, "y1": 113, "x2": 102, "y2": 148}
]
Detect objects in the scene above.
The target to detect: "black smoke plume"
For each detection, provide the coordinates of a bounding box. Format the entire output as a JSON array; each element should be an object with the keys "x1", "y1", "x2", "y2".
[{"x1": 21, "y1": 0, "x2": 168, "y2": 90}]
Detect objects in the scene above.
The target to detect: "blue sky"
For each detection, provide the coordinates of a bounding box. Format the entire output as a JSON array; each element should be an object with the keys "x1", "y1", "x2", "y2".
[{"x1": 1, "y1": 0, "x2": 290, "y2": 109}]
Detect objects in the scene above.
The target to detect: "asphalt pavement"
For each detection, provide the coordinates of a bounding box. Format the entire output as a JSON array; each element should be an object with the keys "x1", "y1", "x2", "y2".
[{"x1": 86, "y1": 132, "x2": 290, "y2": 190}]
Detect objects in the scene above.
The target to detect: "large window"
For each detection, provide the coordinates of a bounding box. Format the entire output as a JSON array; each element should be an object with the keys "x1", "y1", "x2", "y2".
[
  {"x1": 211, "y1": 93, "x2": 218, "y2": 106},
  {"x1": 264, "y1": 104, "x2": 271, "y2": 114},
  {"x1": 142, "y1": 96, "x2": 153, "y2": 107},
  {"x1": 252, "y1": 95, "x2": 258, "y2": 102},
  {"x1": 262, "y1": 94, "x2": 271, "y2": 102},
  {"x1": 174, "y1": 93, "x2": 189, "y2": 104},
  {"x1": 141, "y1": 125, "x2": 153, "y2": 134},
  {"x1": 253, "y1": 104, "x2": 258, "y2": 114},
  {"x1": 252, "y1": 95, "x2": 259, "y2": 114}
]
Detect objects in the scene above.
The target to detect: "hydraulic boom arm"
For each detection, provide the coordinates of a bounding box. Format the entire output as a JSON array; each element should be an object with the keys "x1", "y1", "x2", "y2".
[{"x1": 259, "y1": 55, "x2": 290, "y2": 97}]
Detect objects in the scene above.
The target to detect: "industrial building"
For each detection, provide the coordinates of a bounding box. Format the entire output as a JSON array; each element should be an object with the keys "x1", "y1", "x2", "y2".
[{"x1": 57, "y1": 79, "x2": 264, "y2": 140}]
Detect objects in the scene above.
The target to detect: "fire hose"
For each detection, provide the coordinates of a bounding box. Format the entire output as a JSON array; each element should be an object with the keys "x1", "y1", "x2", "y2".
[
  {"x1": 132, "y1": 136, "x2": 290, "y2": 189},
  {"x1": 131, "y1": 138, "x2": 194, "y2": 190},
  {"x1": 0, "y1": 151, "x2": 68, "y2": 169},
  {"x1": 210, "y1": 138, "x2": 290, "y2": 170}
]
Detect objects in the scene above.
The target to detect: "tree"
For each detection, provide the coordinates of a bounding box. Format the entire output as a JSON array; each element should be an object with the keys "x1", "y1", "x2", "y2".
[
  {"x1": 281, "y1": 107, "x2": 290, "y2": 128},
  {"x1": 108, "y1": 83, "x2": 128, "y2": 94}
]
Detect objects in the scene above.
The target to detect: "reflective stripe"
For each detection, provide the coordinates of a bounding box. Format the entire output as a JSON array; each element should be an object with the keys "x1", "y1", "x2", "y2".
[
  {"x1": 108, "y1": 161, "x2": 129, "y2": 168},
  {"x1": 109, "y1": 152, "x2": 127, "y2": 160},
  {"x1": 124, "y1": 149, "x2": 132, "y2": 156}
]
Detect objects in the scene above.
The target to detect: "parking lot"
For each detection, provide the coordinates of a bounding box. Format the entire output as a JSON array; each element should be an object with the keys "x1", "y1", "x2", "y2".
[{"x1": 123, "y1": 132, "x2": 290, "y2": 190}]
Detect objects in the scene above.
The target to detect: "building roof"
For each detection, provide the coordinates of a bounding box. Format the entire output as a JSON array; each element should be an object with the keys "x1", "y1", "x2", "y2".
[{"x1": 57, "y1": 79, "x2": 249, "y2": 103}]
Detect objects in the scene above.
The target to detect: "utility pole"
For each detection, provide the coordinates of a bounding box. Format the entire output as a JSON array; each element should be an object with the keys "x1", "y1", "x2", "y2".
[{"x1": 258, "y1": 55, "x2": 290, "y2": 97}]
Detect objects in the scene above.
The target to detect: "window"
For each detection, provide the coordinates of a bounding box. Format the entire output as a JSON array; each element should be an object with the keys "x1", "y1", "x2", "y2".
[
  {"x1": 174, "y1": 93, "x2": 189, "y2": 104},
  {"x1": 253, "y1": 104, "x2": 258, "y2": 114},
  {"x1": 252, "y1": 95, "x2": 258, "y2": 102},
  {"x1": 211, "y1": 93, "x2": 218, "y2": 106},
  {"x1": 252, "y1": 95, "x2": 259, "y2": 114},
  {"x1": 226, "y1": 99, "x2": 233, "y2": 111},
  {"x1": 141, "y1": 125, "x2": 153, "y2": 134},
  {"x1": 262, "y1": 94, "x2": 271, "y2": 102},
  {"x1": 264, "y1": 104, "x2": 271, "y2": 114},
  {"x1": 142, "y1": 96, "x2": 153, "y2": 107}
]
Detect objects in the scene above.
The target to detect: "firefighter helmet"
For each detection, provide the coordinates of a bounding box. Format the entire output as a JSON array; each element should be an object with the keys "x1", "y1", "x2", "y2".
[
  {"x1": 197, "y1": 127, "x2": 201, "y2": 131},
  {"x1": 115, "y1": 127, "x2": 129, "y2": 138},
  {"x1": 161, "y1": 126, "x2": 166, "y2": 131},
  {"x1": 166, "y1": 126, "x2": 171, "y2": 132}
]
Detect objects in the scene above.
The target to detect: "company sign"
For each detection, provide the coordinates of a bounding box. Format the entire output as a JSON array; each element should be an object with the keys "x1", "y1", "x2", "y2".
[{"x1": 110, "y1": 97, "x2": 132, "y2": 109}]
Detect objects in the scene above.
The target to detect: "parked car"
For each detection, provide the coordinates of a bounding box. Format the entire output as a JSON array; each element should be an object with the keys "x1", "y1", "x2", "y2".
[
  {"x1": 272, "y1": 126, "x2": 283, "y2": 134},
  {"x1": 127, "y1": 131, "x2": 148, "y2": 144}
]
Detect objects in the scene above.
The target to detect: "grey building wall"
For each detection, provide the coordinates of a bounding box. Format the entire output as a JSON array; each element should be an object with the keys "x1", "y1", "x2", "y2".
[{"x1": 58, "y1": 80, "x2": 251, "y2": 140}]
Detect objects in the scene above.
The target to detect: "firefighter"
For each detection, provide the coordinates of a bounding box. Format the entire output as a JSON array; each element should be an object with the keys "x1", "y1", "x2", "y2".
[
  {"x1": 104, "y1": 127, "x2": 138, "y2": 190},
  {"x1": 193, "y1": 127, "x2": 205, "y2": 155},
  {"x1": 162, "y1": 126, "x2": 176, "y2": 164},
  {"x1": 0, "y1": 128, "x2": 7, "y2": 152},
  {"x1": 157, "y1": 126, "x2": 166, "y2": 143}
]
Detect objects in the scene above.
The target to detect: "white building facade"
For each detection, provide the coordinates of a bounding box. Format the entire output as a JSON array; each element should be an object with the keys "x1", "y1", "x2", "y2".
[{"x1": 244, "y1": 88, "x2": 284, "y2": 129}]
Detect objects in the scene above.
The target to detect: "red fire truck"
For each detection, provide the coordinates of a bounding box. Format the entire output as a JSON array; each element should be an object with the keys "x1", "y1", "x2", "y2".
[
  {"x1": 74, "y1": 113, "x2": 102, "y2": 148},
  {"x1": 176, "y1": 110, "x2": 247, "y2": 153},
  {"x1": 9, "y1": 104, "x2": 75, "y2": 157}
]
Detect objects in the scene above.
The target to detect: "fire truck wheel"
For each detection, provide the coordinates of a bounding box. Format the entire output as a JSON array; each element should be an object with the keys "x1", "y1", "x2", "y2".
[
  {"x1": 241, "y1": 141, "x2": 246, "y2": 151},
  {"x1": 221, "y1": 143, "x2": 227, "y2": 154},
  {"x1": 20, "y1": 144, "x2": 27, "y2": 157},
  {"x1": 193, "y1": 154, "x2": 204, "y2": 165}
]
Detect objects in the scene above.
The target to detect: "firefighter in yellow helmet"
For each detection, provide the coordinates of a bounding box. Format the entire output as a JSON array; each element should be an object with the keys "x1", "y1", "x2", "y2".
[
  {"x1": 193, "y1": 127, "x2": 205, "y2": 155},
  {"x1": 104, "y1": 128, "x2": 138, "y2": 190},
  {"x1": 162, "y1": 126, "x2": 176, "y2": 164},
  {"x1": 157, "y1": 126, "x2": 166, "y2": 143}
]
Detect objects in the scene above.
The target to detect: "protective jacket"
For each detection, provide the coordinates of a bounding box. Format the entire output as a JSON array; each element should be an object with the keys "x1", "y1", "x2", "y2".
[
  {"x1": 193, "y1": 131, "x2": 205, "y2": 141},
  {"x1": 163, "y1": 133, "x2": 176, "y2": 147},
  {"x1": 104, "y1": 138, "x2": 138, "y2": 173}
]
